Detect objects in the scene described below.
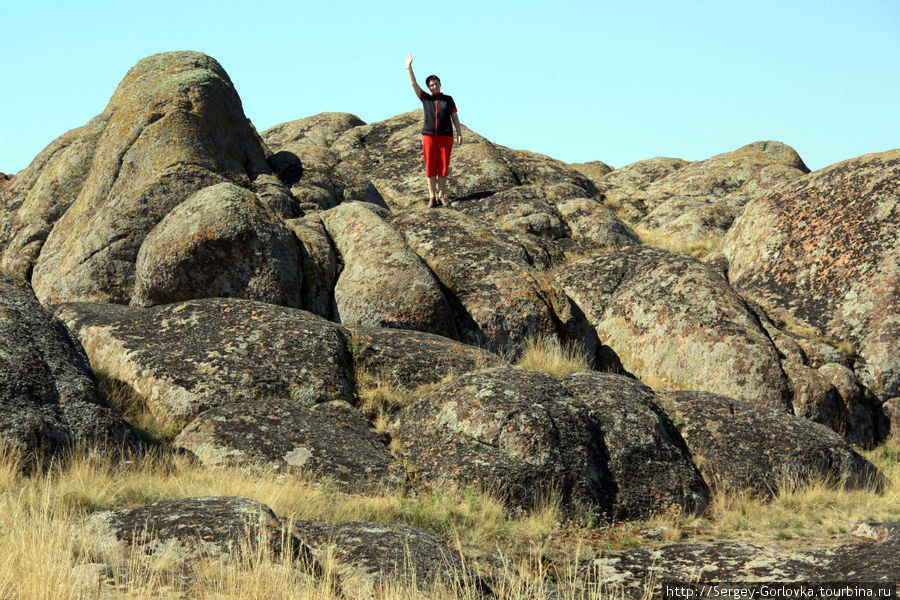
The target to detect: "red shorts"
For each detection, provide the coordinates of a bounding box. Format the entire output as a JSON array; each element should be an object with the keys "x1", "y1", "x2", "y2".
[{"x1": 422, "y1": 134, "x2": 454, "y2": 177}]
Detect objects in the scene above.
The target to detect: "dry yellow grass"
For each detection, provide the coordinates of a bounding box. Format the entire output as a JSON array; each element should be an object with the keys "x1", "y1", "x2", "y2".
[{"x1": 513, "y1": 334, "x2": 592, "y2": 378}]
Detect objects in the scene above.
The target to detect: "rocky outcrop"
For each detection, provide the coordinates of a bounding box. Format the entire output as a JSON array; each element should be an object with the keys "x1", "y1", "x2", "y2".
[
  {"x1": 23, "y1": 51, "x2": 285, "y2": 306},
  {"x1": 723, "y1": 150, "x2": 900, "y2": 401},
  {"x1": 598, "y1": 143, "x2": 808, "y2": 250},
  {"x1": 583, "y1": 522, "x2": 900, "y2": 595},
  {"x1": 284, "y1": 214, "x2": 339, "y2": 319},
  {"x1": 133, "y1": 182, "x2": 301, "y2": 307},
  {"x1": 54, "y1": 299, "x2": 354, "y2": 433},
  {"x1": 294, "y1": 520, "x2": 481, "y2": 599},
  {"x1": 0, "y1": 270, "x2": 142, "y2": 463},
  {"x1": 655, "y1": 391, "x2": 883, "y2": 498},
  {"x1": 554, "y1": 247, "x2": 791, "y2": 409},
  {"x1": 396, "y1": 368, "x2": 708, "y2": 520},
  {"x1": 173, "y1": 399, "x2": 394, "y2": 491},
  {"x1": 391, "y1": 209, "x2": 586, "y2": 354},
  {"x1": 85, "y1": 497, "x2": 318, "y2": 570},
  {"x1": 0, "y1": 115, "x2": 110, "y2": 279},
  {"x1": 321, "y1": 201, "x2": 457, "y2": 337},
  {"x1": 345, "y1": 326, "x2": 501, "y2": 388}
]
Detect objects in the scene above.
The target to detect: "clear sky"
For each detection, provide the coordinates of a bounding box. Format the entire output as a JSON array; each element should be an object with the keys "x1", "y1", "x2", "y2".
[{"x1": 1, "y1": 0, "x2": 897, "y2": 175}]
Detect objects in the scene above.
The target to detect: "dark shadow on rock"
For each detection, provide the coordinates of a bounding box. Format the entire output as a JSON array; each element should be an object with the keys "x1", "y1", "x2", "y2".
[{"x1": 267, "y1": 151, "x2": 303, "y2": 186}]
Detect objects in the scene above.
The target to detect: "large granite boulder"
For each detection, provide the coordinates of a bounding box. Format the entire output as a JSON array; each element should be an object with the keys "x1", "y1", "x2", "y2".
[
  {"x1": 0, "y1": 270, "x2": 142, "y2": 463},
  {"x1": 554, "y1": 247, "x2": 791, "y2": 409},
  {"x1": 321, "y1": 202, "x2": 456, "y2": 337},
  {"x1": 655, "y1": 391, "x2": 883, "y2": 498},
  {"x1": 345, "y1": 326, "x2": 501, "y2": 388},
  {"x1": 173, "y1": 399, "x2": 394, "y2": 491},
  {"x1": 85, "y1": 497, "x2": 318, "y2": 570},
  {"x1": 396, "y1": 367, "x2": 708, "y2": 520},
  {"x1": 0, "y1": 114, "x2": 110, "y2": 279},
  {"x1": 722, "y1": 150, "x2": 900, "y2": 401},
  {"x1": 262, "y1": 112, "x2": 366, "y2": 211},
  {"x1": 132, "y1": 182, "x2": 301, "y2": 307},
  {"x1": 391, "y1": 209, "x2": 589, "y2": 354},
  {"x1": 26, "y1": 51, "x2": 280, "y2": 305},
  {"x1": 585, "y1": 524, "x2": 900, "y2": 595},
  {"x1": 54, "y1": 298, "x2": 353, "y2": 433},
  {"x1": 598, "y1": 142, "x2": 808, "y2": 251},
  {"x1": 284, "y1": 214, "x2": 339, "y2": 319},
  {"x1": 293, "y1": 520, "x2": 481, "y2": 599}
]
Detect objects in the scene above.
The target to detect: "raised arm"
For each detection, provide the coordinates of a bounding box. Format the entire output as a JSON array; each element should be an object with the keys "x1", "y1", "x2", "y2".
[{"x1": 406, "y1": 53, "x2": 424, "y2": 98}]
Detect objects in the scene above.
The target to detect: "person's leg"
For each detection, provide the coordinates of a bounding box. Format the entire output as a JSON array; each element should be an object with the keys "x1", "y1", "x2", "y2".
[
  {"x1": 437, "y1": 136, "x2": 453, "y2": 206},
  {"x1": 422, "y1": 135, "x2": 438, "y2": 207},
  {"x1": 427, "y1": 176, "x2": 438, "y2": 206},
  {"x1": 436, "y1": 176, "x2": 448, "y2": 203}
]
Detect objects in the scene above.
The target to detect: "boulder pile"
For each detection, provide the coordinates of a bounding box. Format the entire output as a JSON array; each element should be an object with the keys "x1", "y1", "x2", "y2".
[{"x1": 1, "y1": 51, "x2": 897, "y2": 594}]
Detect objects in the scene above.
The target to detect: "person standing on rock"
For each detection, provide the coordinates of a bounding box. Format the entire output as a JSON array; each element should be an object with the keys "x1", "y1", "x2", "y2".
[{"x1": 406, "y1": 53, "x2": 463, "y2": 208}]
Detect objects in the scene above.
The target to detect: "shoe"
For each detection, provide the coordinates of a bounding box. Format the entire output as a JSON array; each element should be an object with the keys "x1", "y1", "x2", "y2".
[
  {"x1": 439, "y1": 194, "x2": 451, "y2": 207},
  {"x1": 427, "y1": 197, "x2": 437, "y2": 208}
]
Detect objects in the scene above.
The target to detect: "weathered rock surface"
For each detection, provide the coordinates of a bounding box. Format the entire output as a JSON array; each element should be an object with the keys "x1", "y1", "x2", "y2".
[
  {"x1": 173, "y1": 399, "x2": 394, "y2": 491},
  {"x1": 397, "y1": 368, "x2": 708, "y2": 520},
  {"x1": 723, "y1": 150, "x2": 900, "y2": 401},
  {"x1": 262, "y1": 112, "x2": 366, "y2": 211},
  {"x1": 0, "y1": 270, "x2": 142, "y2": 462},
  {"x1": 26, "y1": 51, "x2": 278, "y2": 305},
  {"x1": 345, "y1": 326, "x2": 501, "y2": 388},
  {"x1": 655, "y1": 391, "x2": 883, "y2": 498},
  {"x1": 554, "y1": 247, "x2": 791, "y2": 409},
  {"x1": 598, "y1": 143, "x2": 808, "y2": 250},
  {"x1": 570, "y1": 160, "x2": 614, "y2": 183},
  {"x1": 85, "y1": 497, "x2": 318, "y2": 570},
  {"x1": 133, "y1": 182, "x2": 301, "y2": 307},
  {"x1": 294, "y1": 520, "x2": 478, "y2": 598},
  {"x1": 284, "y1": 214, "x2": 339, "y2": 319},
  {"x1": 560, "y1": 373, "x2": 709, "y2": 519},
  {"x1": 0, "y1": 114, "x2": 110, "y2": 279},
  {"x1": 584, "y1": 522, "x2": 900, "y2": 595},
  {"x1": 54, "y1": 298, "x2": 353, "y2": 432},
  {"x1": 321, "y1": 202, "x2": 456, "y2": 337},
  {"x1": 391, "y1": 209, "x2": 588, "y2": 354}
]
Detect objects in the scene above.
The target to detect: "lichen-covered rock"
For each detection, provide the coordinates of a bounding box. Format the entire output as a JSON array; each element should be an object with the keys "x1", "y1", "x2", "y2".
[
  {"x1": 570, "y1": 160, "x2": 614, "y2": 184},
  {"x1": 284, "y1": 214, "x2": 339, "y2": 319},
  {"x1": 818, "y1": 362, "x2": 875, "y2": 447},
  {"x1": 0, "y1": 270, "x2": 142, "y2": 463},
  {"x1": 54, "y1": 298, "x2": 353, "y2": 432},
  {"x1": 391, "y1": 209, "x2": 577, "y2": 353},
  {"x1": 554, "y1": 247, "x2": 791, "y2": 409},
  {"x1": 555, "y1": 197, "x2": 639, "y2": 250},
  {"x1": 881, "y1": 398, "x2": 900, "y2": 443},
  {"x1": 29, "y1": 51, "x2": 274, "y2": 305},
  {"x1": 782, "y1": 361, "x2": 847, "y2": 433},
  {"x1": 583, "y1": 528, "x2": 900, "y2": 594},
  {"x1": 293, "y1": 520, "x2": 479, "y2": 599},
  {"x1": 321, "y1": 202, "x2": 456, "y2": 337},
  {"x1": 0, "y1": 114, "x2": 110, "y2": 279},
  {"x1": 560, "y1": 373, "x2": 709, "y2": 519},
  {"x1": 173, "y1": 399, "x2": 393, "y2": 491},
  {"x1": 397, "y1": 367, "x2": 708, "y2": 520},
  {"x1": 655, "y1": 391, "x2": 883, "y2": 498},
  {"x1": 85, "y1": 497, "x2": 318, "y2": 570},
  {"x1": 132, "y1": 182, "x2": 301, "y2": 307},
  {"x1": 262, "y1": 112, "x2": 367, "y2": 211},
  {"x1": 345, "y1": 326, "x2": 501, "y2": 388},
  {"x1": 598, "y1": 143, "x2": 808, "y2": 250},
  {"x1": 723, "y1": 150, "x2": 900, "y2": 401}
]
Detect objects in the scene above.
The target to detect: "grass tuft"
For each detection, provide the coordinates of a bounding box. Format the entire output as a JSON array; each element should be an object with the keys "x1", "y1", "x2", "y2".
[{"x1": 513, "y1": 334, "x2": 592, "y2": 378}]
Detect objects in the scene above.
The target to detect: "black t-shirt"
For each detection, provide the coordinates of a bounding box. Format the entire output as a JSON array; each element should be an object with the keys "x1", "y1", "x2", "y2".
[{"x1": 417, "y1": 90, "x2": 457, "y2": 136}]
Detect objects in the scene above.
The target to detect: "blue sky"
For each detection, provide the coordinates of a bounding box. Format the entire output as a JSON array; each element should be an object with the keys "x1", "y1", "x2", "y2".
[{"x1": 1, "y1": 0, "x2": 897, "y2": 174}]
